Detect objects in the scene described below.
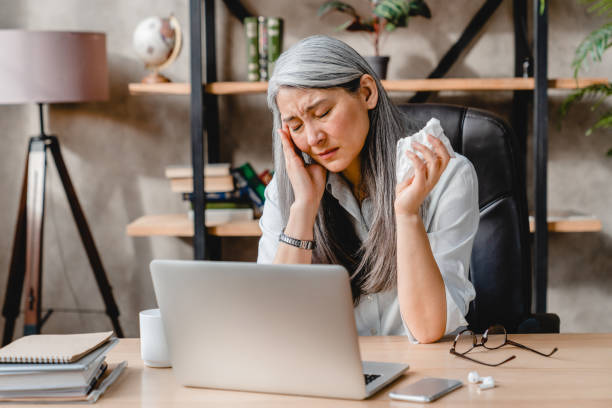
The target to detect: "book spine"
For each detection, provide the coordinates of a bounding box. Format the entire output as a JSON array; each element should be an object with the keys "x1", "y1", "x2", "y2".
[
  {"x1": 238, "y1": 163, "x2": 266, "y2": 202},
  {"x1": 231, "y1": 168, "x2": 264, "y2": 217},
  {"x1": 182, "y1": 190, "x2": 247, "y2": 202},
  {"x1": 267, "y1": 17, "x2": 283, "y2": 78},
  {"x1": 258, "y1": 169, "x2": 273, "y2": 186},
  {"x1": 257, "y1": 16, "x2": 268, "y2": 81},
  {"x1": 244, "y1": 17, "x2": 259, "y2": 82}
]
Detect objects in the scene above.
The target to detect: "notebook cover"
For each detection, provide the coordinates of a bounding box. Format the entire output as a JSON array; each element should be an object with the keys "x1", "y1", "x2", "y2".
[
  {"x1": 0, "y1": 331, "x2": 113, "y2": 364},
  {"x1": 0, "y1": 337, "x2": 117, "y2": 373}
]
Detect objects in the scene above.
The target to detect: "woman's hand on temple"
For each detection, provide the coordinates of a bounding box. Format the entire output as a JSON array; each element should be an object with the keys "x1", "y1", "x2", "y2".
[
  {"x1": 394, "y1": 134, "x2": 451, "y2": 217},
  {"x1": 278, "y1": 124, "x2": 327, "y2": 220}
]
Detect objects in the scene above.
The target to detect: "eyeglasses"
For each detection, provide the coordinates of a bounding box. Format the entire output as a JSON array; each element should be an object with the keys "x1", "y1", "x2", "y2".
[{"x1": 449, "y1": 324, "x2": 558, "y2": 367}]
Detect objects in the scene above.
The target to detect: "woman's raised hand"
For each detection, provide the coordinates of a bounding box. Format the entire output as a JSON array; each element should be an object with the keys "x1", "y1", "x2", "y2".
[
  {"x1": 395, "y1": 134, "x2": 451, "y2": 217},
  {"x1": 278, "y1": 124, "x2": 327, "y2": 221}
]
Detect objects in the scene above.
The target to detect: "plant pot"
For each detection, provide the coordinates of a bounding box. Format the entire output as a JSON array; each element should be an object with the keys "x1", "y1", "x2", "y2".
[{"x1": 364, "y1": 56, "x2": 390, "y2": 80}]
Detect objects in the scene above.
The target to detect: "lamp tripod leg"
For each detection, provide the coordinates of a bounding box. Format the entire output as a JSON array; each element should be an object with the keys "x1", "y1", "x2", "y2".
[
  {"x1": 47, "y1": 137, "x2": 124, "y2": 338},
  {"x1": 2, "y1": 137, "x2": 47, "y2": 343},
  {"x1": 2, "y1": 147, "x2": 30, "y2": 346}
]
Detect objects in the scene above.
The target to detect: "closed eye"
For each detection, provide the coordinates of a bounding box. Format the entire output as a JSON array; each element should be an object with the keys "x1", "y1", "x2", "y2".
[
  {"x1": 291, "y1": 124, "x2": 302, "y2": 132},
  {"x1": 318, "y1": 109, "x2": 331, "y2": 118}
]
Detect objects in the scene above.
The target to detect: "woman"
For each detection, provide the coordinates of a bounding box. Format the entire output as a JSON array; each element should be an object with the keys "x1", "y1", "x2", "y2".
[{"x1": 257, "y1": 35, "x2": 479, "y2": 344}]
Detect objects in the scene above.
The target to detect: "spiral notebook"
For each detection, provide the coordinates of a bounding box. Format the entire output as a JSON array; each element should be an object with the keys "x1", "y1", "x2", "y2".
[{"x1": 0, "y1": 331, "x2": 113, "y2": 364}]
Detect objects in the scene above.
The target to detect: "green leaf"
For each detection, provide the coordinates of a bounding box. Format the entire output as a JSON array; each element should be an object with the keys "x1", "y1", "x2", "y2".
[
  {"x1": 373, "y1": 0, "x2": 430, "y2": 31},
  {"x1": 540, "y1": 0, "x2": 546, "y2": 15},
  {"x1": 385, "y1": 22, "x2": 397, "y2": 32},
  {"x1": 335, "y1": 19, "x2": 356, "y2": 31},
  {"x1": 591, "y1": 110, "x2": 612, "y2": 131},
  {"x1": 579, "y1": 0, "x2": 612, "y2": 18},
  {"x1": 559, "y1": 83, "x2": 612, "y2": 118},
  {"x1": 572, "y1": 22, "x2": 612, "y2": 77},
  {"x1": 408, "y1": 0, "x2": 431, "y2": 18},
  {"x1": 318, "y1": 1, "x2": 358, "y2": 18}
]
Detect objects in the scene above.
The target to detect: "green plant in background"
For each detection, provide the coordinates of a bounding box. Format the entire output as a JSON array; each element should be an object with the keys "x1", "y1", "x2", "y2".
[
  {"x1": 560, "y1": 0, "x2": 612, "y2": 155},
  {"x1": 318, "y1": 0, "x2": 431, "y2": 56}
]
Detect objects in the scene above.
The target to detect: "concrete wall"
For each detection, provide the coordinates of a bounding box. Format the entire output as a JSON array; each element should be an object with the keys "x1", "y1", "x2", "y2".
[{"x1": 0, "y1": 0, "x2": 609, "y2": 338}]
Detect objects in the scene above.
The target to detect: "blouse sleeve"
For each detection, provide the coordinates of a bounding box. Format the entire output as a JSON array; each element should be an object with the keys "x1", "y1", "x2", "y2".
[
  {"x1": 402, "y1": 154, "x2": 479, "y2": 342},
  {"x1": 257, "y1": 176, "x2": 283, "y2": 264}
]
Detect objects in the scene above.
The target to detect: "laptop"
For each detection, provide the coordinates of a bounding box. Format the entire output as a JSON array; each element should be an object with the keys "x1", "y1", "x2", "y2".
[{"x1": 150, "y1": 260, "x2": 409, "y2": 399}]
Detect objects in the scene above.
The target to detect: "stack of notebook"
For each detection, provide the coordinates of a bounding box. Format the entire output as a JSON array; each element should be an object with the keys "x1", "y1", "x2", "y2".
[{"x1": 0, "y1": 331, "x2": 126, "y2": 403}]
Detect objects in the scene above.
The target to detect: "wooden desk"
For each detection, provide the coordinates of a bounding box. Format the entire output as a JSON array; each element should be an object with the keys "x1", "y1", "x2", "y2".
[{"x1": 92, "y1": 334, "x2": 612, "y2": 407}]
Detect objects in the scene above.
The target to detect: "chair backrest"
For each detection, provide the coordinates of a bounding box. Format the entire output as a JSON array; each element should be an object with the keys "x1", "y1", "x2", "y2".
[{"x1": 397, "y1": 103, "x2": 531, "y2": 333}]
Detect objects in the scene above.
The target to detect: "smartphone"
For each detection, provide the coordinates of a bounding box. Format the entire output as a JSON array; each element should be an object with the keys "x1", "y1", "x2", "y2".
[{"x1": 388, "y1": 377, "x2": 462, "y2": 402}]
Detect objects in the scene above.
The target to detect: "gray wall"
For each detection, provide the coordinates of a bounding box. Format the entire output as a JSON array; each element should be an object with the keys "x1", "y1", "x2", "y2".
[{"x1": 0, "y1": 0, "x2": 610, "y2": 338}]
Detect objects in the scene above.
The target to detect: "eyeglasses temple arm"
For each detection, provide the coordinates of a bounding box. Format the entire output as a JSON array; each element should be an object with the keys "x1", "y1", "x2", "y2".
[
  {"x1": 449, "y1": 349, "x2": 516, "y2": 367},
  {"x1": 506, "y1": 340, "x2": 558, "y2": 357}
]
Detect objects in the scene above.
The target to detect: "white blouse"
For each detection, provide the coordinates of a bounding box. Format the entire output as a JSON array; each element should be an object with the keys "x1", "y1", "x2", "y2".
[{"x1": 257, "y1": 154, "x2": 479, "y2": 343}]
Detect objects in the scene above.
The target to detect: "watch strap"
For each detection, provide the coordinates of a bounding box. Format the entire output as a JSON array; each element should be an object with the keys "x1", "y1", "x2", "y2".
[{"x1": 278, "y1": 230, "x2": 316, "y2": 250}]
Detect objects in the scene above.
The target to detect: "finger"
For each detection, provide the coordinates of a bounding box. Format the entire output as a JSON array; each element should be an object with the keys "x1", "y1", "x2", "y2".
[
  {"x1": 278, "y1": 128, "x2": 305, "y2": 168},
  {"x1": 427, "y1": 134, "x2": 451, "y2": 168},
  {"x1": 412, "y1": 141, "x2": 441, "y2": 174},
  {"x1": 406, "y1": 151, "x2": 427, "y2": 190}
]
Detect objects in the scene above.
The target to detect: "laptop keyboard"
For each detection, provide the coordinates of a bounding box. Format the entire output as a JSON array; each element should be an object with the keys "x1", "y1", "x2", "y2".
[{"x1": 364, "y1": 374, "x2": 381, "y2": 385}]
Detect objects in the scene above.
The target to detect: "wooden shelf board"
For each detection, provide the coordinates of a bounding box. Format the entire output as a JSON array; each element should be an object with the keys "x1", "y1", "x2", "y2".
[
  {"x1": 126, "y1": 214, "x2": 261, "y2": 237},
  {"x1": 127, "y1": 213, "x2": 601, "y2": 237},
  {"x1": 129, "y1": 77, "x2": 608, "y2": 95},
  {"x1": 128, "y1": 82, "x2": 191, "y2": 95},
  {"x1": 529, "y1": 215, "x2": 602, "y2": 233}
]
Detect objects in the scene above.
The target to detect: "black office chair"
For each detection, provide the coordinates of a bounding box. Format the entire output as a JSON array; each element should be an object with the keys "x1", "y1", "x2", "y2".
[{"x1": 397, "y1": 103, "x2": 559, "y2": 334}]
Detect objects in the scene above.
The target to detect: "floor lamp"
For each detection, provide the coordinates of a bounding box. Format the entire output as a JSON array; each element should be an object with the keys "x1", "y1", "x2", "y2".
[{"x1": 0, "y1": 30, "x2": 123, "y2": 344}]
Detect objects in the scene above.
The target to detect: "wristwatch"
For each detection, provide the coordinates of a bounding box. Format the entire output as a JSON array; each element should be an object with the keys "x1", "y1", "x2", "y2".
[{"x1": 278, "y1": 230, "x2": 316, "y2": 250}]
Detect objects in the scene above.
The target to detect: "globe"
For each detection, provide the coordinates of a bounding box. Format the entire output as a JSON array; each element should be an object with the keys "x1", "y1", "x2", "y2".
[{"x1": 133, "y1": 15, "x2": 182, "y2": 83}]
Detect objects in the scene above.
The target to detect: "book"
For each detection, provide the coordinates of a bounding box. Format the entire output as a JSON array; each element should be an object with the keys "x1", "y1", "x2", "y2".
[
  {"x1": 237, "y1": 162, "x2": 266, "y2": 202},
  {"x1": 0, "y1": 337, "x2": 117, "y2": 373},
  {"x1": 257, "y1": 16, "x2": 268, "y2": 81},
  {"x1": 170, "y1": 175, "x2": 235, "y2": 193},
  {"x1": 231, "y1": 166, "x2": 265, "y2": 216},
  {"x1": 244, "y1": 16, "x2": 259, "y2": 82},
  {"x1": 0, "y1": 361, "x2": 127, "y2": 403},
  {"x1": 188, "y1": 207, "x2": 254, "y2": 226},
  {"x1": 267, "y1": 17, "x2": 283, "y2": 78},
  {"x1": 203, "y1": 202, "x2": 252, "y2": 210},
  {"x1": 164, "y1": 163, "x2": 231, "y2": 179},
  {"x1": 258, "y1": 169, "x2": 273, "y2": 186},
  {"x1": 0, "y1": 331, "x2": 113, "y2": 364},
  {"x1": 0, "y1": 357, "x2": 107, "y2": 392},
  {"x1": 182, "y1": 189, "x2": 248, "y2": 203}
]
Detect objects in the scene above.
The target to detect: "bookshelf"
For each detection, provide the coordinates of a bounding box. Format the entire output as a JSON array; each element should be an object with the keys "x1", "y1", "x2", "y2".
[
  {"x1": 128, "y1": 77, "x2": 608, "y2": 96},
  {"x1": 127, "y1": 0, "x2": 603, "y2": 314},
  {"x1": 127, "y1": 74, "x2": 604, "y2": 235}
]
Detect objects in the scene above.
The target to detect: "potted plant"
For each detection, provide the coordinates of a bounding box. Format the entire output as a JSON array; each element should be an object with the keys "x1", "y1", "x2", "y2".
[
  {"x1": 560, "y1": 0, "x2": 612, "y2": 154},
  {"x1": 318, "y1": 0, "x2": 431, "y2": 79}
]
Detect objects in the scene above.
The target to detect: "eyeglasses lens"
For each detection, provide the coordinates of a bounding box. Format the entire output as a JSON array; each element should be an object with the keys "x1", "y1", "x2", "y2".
[
  {"x1": 454, "y1": 331, "x2": 475, "y2": 354},
  {"x1": 484, "y1": 325, "x2": 507, "y2": 349}
]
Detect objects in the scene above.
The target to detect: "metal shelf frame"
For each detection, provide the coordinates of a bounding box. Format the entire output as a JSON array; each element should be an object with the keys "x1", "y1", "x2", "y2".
[{"x1": 188, "y1": 0, "x2": 552, "y2": 312}]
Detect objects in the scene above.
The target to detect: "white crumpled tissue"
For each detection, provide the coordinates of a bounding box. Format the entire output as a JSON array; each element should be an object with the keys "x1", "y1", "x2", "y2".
[{"x1": 396, "y1": 117, "x2": 456, "y2": 184}]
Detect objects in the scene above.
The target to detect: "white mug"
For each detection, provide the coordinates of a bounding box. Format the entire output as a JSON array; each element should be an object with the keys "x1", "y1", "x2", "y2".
[{"x1": 139, "y1": 308, "x2": 171, "y2": 367}]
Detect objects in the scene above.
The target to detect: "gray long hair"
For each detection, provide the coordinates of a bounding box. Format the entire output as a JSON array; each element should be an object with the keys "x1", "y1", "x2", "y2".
[{"x1": 267, "y1": 35, "x2": 411, "y2": 303}]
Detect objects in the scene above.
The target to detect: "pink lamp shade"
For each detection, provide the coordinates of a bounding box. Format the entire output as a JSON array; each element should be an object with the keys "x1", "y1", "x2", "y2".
[{"x1": 0, "y1": 30, "x2": 109, "y2": 104}]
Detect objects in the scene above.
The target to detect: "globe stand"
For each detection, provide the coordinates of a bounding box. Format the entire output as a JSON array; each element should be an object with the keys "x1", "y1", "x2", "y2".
[
  {"x1": 135, "y1": 15, "x2": 183, "y2": 85},
  {"x1": 141, "y1": 69, "x2": 171, "y2": 84}
]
